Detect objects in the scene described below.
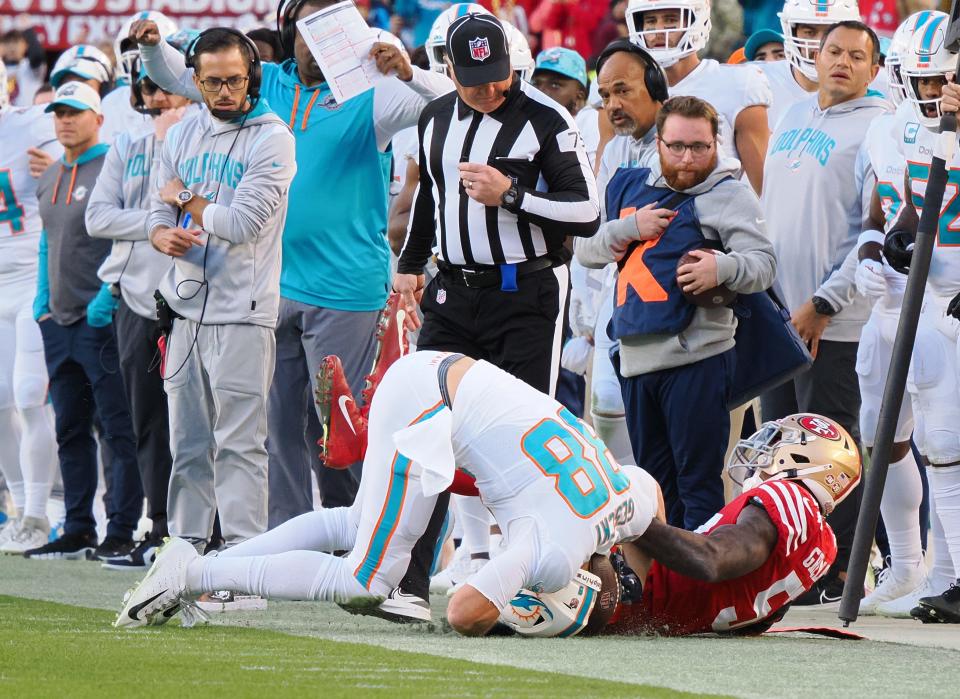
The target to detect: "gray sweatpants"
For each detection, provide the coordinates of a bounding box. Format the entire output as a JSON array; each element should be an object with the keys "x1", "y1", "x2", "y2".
[
  {"x1": 164, "y1": 319, "x2": 275, "y2": 546},
  {"x1": 267, "y1": 298, "x2": 379, "y2": 527}
]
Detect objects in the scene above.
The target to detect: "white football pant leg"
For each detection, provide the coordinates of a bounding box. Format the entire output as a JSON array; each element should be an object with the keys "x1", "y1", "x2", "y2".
[
  {"x1": 14, "y1": 302, "x2": 57, "y2": 520},
  {"x1": 908, "y1": 298, "x2": 960, "y2": 465},
  {"x1": 590, "y1": 274, "x2": 634, "y2": 466},
  {"x1": 857, "y1": 303, "x2": 915, "y2": 447},
  {"x1": 0, "y1": 302, "x2": 24, "y2": 512}
]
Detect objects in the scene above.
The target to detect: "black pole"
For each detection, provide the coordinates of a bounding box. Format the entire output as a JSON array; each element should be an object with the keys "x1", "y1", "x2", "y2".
[{"x1": 838, "y1": 11, "x2": 960, "y2": 625}]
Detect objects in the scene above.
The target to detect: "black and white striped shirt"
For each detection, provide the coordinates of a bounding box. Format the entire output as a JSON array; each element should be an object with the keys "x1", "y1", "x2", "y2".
[{"x1": 397, "y1": 78, "x2": 600, "y2": 273}]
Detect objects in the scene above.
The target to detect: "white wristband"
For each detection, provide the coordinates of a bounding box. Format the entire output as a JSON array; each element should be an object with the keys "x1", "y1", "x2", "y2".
[{"x1": 857, "y1": 229, "x2": 885, "y2": 248}]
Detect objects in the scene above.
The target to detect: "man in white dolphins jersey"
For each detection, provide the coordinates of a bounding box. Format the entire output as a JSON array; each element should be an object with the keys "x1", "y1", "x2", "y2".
[
  {"x1": 115, "y1": 351, "x2": 659, "y2": 637},
  {"x1": 0, "y1": 62, "x2": 60, "y2": 554},
  {"x1": 852, "y1": 12, "x2": 944, "y2": 617},
  {"x1": 625, "y1": 0, "x2": 772, "y2": 193},
  {"x1": 878, "y1": 20, "x2": 960, "y2": 623}
]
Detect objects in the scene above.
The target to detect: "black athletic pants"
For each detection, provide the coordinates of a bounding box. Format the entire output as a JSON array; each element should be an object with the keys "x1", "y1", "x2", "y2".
[
  {"x1": 399, "y1": 264, "x2": 568, "y2": 599},
  {"x1": 114, "y1": 297, "x2": 172, "y2": 540}
]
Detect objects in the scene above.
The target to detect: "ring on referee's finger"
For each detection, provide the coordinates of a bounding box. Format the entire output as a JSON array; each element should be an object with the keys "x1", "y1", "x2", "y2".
[{"x1": 466, "y1": 180, "x2": 474, "y2": 189}]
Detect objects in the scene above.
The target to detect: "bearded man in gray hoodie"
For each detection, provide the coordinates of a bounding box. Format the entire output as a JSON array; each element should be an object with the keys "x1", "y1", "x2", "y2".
[
  {"x1": 147, "y1": 28, "x2": 296, "y2": 549},
  {"x1": 760, "y1": 20, "x2": 890, "y2": 605},
  {"x1": 577, "y1": 95, "x2": 776, "y2": 530}
]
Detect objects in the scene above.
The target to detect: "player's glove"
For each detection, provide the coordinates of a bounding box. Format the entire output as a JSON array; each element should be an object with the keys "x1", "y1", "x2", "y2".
[
  {"x1": 561, "y1": 336, "x2": 592, "y2": 375},
  {"x1": 855, "y1": 258, "x2": 886, "y2": 298},
  {"x1": 948, "y1": 291, "x2": 960, "y2": 320},
  {"x1": 883, "y1": 228, "x2": 915, "y2": 275}
]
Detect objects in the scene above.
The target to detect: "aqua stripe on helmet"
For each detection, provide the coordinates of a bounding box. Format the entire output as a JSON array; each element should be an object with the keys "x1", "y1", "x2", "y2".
[
  {"x1": 557, "y1": 586, "x2": 596, "y2": 638},
  {"x1": 920, "y1": 15, "x2": 946, "y2": 56}
]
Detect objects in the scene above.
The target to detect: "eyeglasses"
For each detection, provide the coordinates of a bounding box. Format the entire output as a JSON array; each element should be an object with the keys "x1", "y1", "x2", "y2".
[
  {"x1": 140, "y1": 80, "x2": 171, "y2": 97},
  {"x1": 197, "y1": 75, "x2": 249, "y2": 93},
  {"x1": 660, "y1": 140, "x2": 715, "y2": 157}
]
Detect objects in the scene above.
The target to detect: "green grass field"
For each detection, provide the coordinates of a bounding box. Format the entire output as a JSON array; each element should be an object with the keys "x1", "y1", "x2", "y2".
[{"x1": 3, "y1": 556, "x2": 960, "y2": 698}]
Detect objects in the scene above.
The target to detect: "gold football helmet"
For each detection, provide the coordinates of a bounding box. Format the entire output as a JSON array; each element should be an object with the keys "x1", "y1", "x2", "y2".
[{"x1": 727, "y1": 413, "x2": 861, "y2": 514}]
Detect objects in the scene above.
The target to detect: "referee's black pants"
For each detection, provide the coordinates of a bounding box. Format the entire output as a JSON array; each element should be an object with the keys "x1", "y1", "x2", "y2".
[{"x1": 398, "y1": 264, "x2": 569, "y2": 600}]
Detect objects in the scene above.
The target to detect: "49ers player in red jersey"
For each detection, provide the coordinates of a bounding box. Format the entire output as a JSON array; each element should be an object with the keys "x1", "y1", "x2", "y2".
[{"x1": 602, "y1": 414, "x2": 861, "y2": 636}]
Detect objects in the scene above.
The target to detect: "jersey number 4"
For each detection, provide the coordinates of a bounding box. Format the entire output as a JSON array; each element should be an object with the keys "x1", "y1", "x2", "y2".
[
  {"x1": 0, "y1": 169, "x2": 25, "y2": 235},
  {"x1": 521, "y1": 407, "x2": 631, "y2": 519}
]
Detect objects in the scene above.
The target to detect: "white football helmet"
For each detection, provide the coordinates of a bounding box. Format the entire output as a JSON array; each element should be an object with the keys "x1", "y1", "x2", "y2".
[
  {"x1": 503, "y1": 20, "x2": 535, "y2": 82},
  {"x1": 886, "y1": 11, "x2": 939, "y2": 106},
  {"x1": 901, "y1": 11, "x2": 953, "y2": 128},
  {"x1": 728, "y1": 414, "x2": 861, "y2": 515},
  {"x1": 426, "y1": 4, "x2": 492, "y2": 73},
  {"x1": 50, "y1": 45, "x2": 114, "y2": 89},
  {"x1": 779, "y1": 0, "x2": 861, "y2": 82},
  {"x1": 114, "y1": 11, "x2": 179, "y2": 84},
  {"x1": 498, "y1": 569, "x2": 602, "y2": 638},
  {"x1": 625, "y1": 0, "x2": 712, "y2": 68},
  {"x1": 0, "y1": 61, "x2": 8, "y2": 111}
]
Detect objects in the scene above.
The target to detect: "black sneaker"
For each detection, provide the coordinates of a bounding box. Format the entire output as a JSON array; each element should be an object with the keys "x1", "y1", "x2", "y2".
[
  {"x1": 101, "y1": 536, "x2": 162, "y2": 571},
  {"x1": 94, "y1": 536, "x2": 135, "y2": 561},
  {"x1": 792, "y1": 574, "x2": 855, "y2": 608},
  {"x1": 915, "y1": 580, "x2": 960, "y2": 623},
  {"x1": 24, "y1": 532, "x2": 97, "y2": 560}
]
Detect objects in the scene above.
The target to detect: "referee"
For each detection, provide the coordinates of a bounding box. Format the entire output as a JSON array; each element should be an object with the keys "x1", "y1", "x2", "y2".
[
  {"x1": 395, "y1": 12, "x2": 600, "y2": 395},
  {"x1": 389, "y1": 12, "x2": 599, "y2": 621}
]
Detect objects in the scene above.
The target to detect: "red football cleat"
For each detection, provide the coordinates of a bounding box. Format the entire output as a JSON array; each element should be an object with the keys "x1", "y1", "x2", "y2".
[
  {"x1": 315, "y1": 356, "x2": 367, "y2": 469},
  {"x1": 360, "y1": 292, "x2": 410, "y2": 413}
]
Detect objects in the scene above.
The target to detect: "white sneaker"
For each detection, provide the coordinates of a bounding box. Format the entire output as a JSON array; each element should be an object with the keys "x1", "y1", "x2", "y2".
[
  {"x1": 0, "y1": 517, "x2": 21, "y2": 548},
  {"x1": 376, "y1": 587, "x2": 431, "y2": 623},
  {"x1": 196, "y1": 591, "x2": 267, "y2": 613},
  {"x1": 0, "y1": 516, "x2": 50, "y2": 554},
  {"x1": 446, "y1": 557, "x2": 487, "y2": 596},
  {"x1": 114, "y1": 537, "x2": 199, "y2": 628},
  {"x1": 860, "y1": 561, "x2": 926, "y2": 615},
  {"x1": 876, "y1": 576, "x2": 940, "y2": 618}
]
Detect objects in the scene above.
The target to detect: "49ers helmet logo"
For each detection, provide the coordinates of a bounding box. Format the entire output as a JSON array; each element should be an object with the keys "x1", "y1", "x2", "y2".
[{"x1": 798, "y1": 415, "x2": 841, "y2": 441}]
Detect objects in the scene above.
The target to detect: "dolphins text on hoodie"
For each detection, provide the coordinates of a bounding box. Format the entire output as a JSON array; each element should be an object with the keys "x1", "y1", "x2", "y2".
[
  {"x1": 762, "y1": 92, "x2": 891, "y2": 342},
  {"x1": 146, "y1": 102, "x2": 297, "y2": 327}
]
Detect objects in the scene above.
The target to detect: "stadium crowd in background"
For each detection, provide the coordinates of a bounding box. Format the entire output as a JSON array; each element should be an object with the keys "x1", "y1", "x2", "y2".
[{"x1": 3, "y1": 0, "x2": 960, "y2": 634}]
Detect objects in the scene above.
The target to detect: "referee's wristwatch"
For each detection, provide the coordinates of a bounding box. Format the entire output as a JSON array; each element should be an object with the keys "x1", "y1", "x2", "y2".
[
  {"x1": 500, "y1": 177, "x2": 521, "y2": 213},
  {"x1": 175, "y1": 189, "x2": 195, "y2": 208},
  {"x1": 811, "y1": 295, "x2": 837, "y2": 316}
]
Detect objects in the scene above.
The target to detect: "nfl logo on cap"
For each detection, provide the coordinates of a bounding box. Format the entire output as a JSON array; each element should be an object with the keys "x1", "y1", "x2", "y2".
[{"x1": 469, "y1": 37, "x2": 491, "y2": 62}]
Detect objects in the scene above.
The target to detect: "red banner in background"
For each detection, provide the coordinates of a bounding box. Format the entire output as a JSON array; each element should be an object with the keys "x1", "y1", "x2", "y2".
[{"x1": 0, "y1": 1, "x2": 276, "y2": 49}]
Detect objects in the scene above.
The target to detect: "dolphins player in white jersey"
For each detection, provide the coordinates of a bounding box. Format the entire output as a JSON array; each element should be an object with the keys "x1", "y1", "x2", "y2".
[
  {"x1": 761, "y1": 0, "x2": 862, "y2": 131},
  {"x1": 878, "y1": 21, "x2": 960, "y2": 623},
  {"x1": 0, "y1": 62, "x2": 61, "y2": 554},
  {"x1": 851, "y1": 14, "x2": 940, "y2": 617},
  {"x1": 99, "y1": 11, "x2": 180, "y2": 144},
  {"x1": 114, "y1": 351, "x2": 659, "y2": 636},
  {"x1": 625, "y1": 0, "x2": 772, "y2": 193}
]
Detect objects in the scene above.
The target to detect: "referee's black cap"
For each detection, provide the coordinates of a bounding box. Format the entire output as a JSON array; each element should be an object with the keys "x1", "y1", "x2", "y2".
[{"x1": 446, "y1": 13, "x2": 511, "y2": 87}]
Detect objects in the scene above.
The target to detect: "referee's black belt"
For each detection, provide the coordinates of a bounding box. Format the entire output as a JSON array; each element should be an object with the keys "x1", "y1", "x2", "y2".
[{"x1": 436, "y1": 254, "x2": 563, "y2": 290}]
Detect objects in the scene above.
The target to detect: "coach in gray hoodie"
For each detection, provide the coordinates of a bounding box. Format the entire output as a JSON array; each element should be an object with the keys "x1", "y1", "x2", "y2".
[
  {"x1": 759, "y1": 21, "x2": 890, "y2": 603},
  {"x1": 147, "y1": 29, "x2": 296, "y2": 548},
  {"x1": 577, "y1": 96, "x2": 776, "y2": 530}
]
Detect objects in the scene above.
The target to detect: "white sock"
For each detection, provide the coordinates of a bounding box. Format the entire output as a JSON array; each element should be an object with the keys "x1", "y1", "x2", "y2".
[
  {"x1": 218, "y1": 507, "x2": 356, "y2": 559},
  {"x1": 455, "y1": 495, "x2": 489, "y2": 557},
  {"x1": 186, "y1": 550, "x2": 370, "y2": 603},
  {"x1": 879, "y1": 451, "x2": 924, "y2": 580},
  {"x1": 590, "y1": 413, "x2": 636, "y2": 466},
  {"x1": 20, "y1": 405, "x2": 56, "y2": 520},
  {"x1": 0, "y1": 407, "x2": 25, "y2": 514},
  {"x1": 927, "y1": 463, "x2": 960, "y2": 581},
  {"x1": 927, "y1": 466, "x2": 956, "y2": 592}
]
